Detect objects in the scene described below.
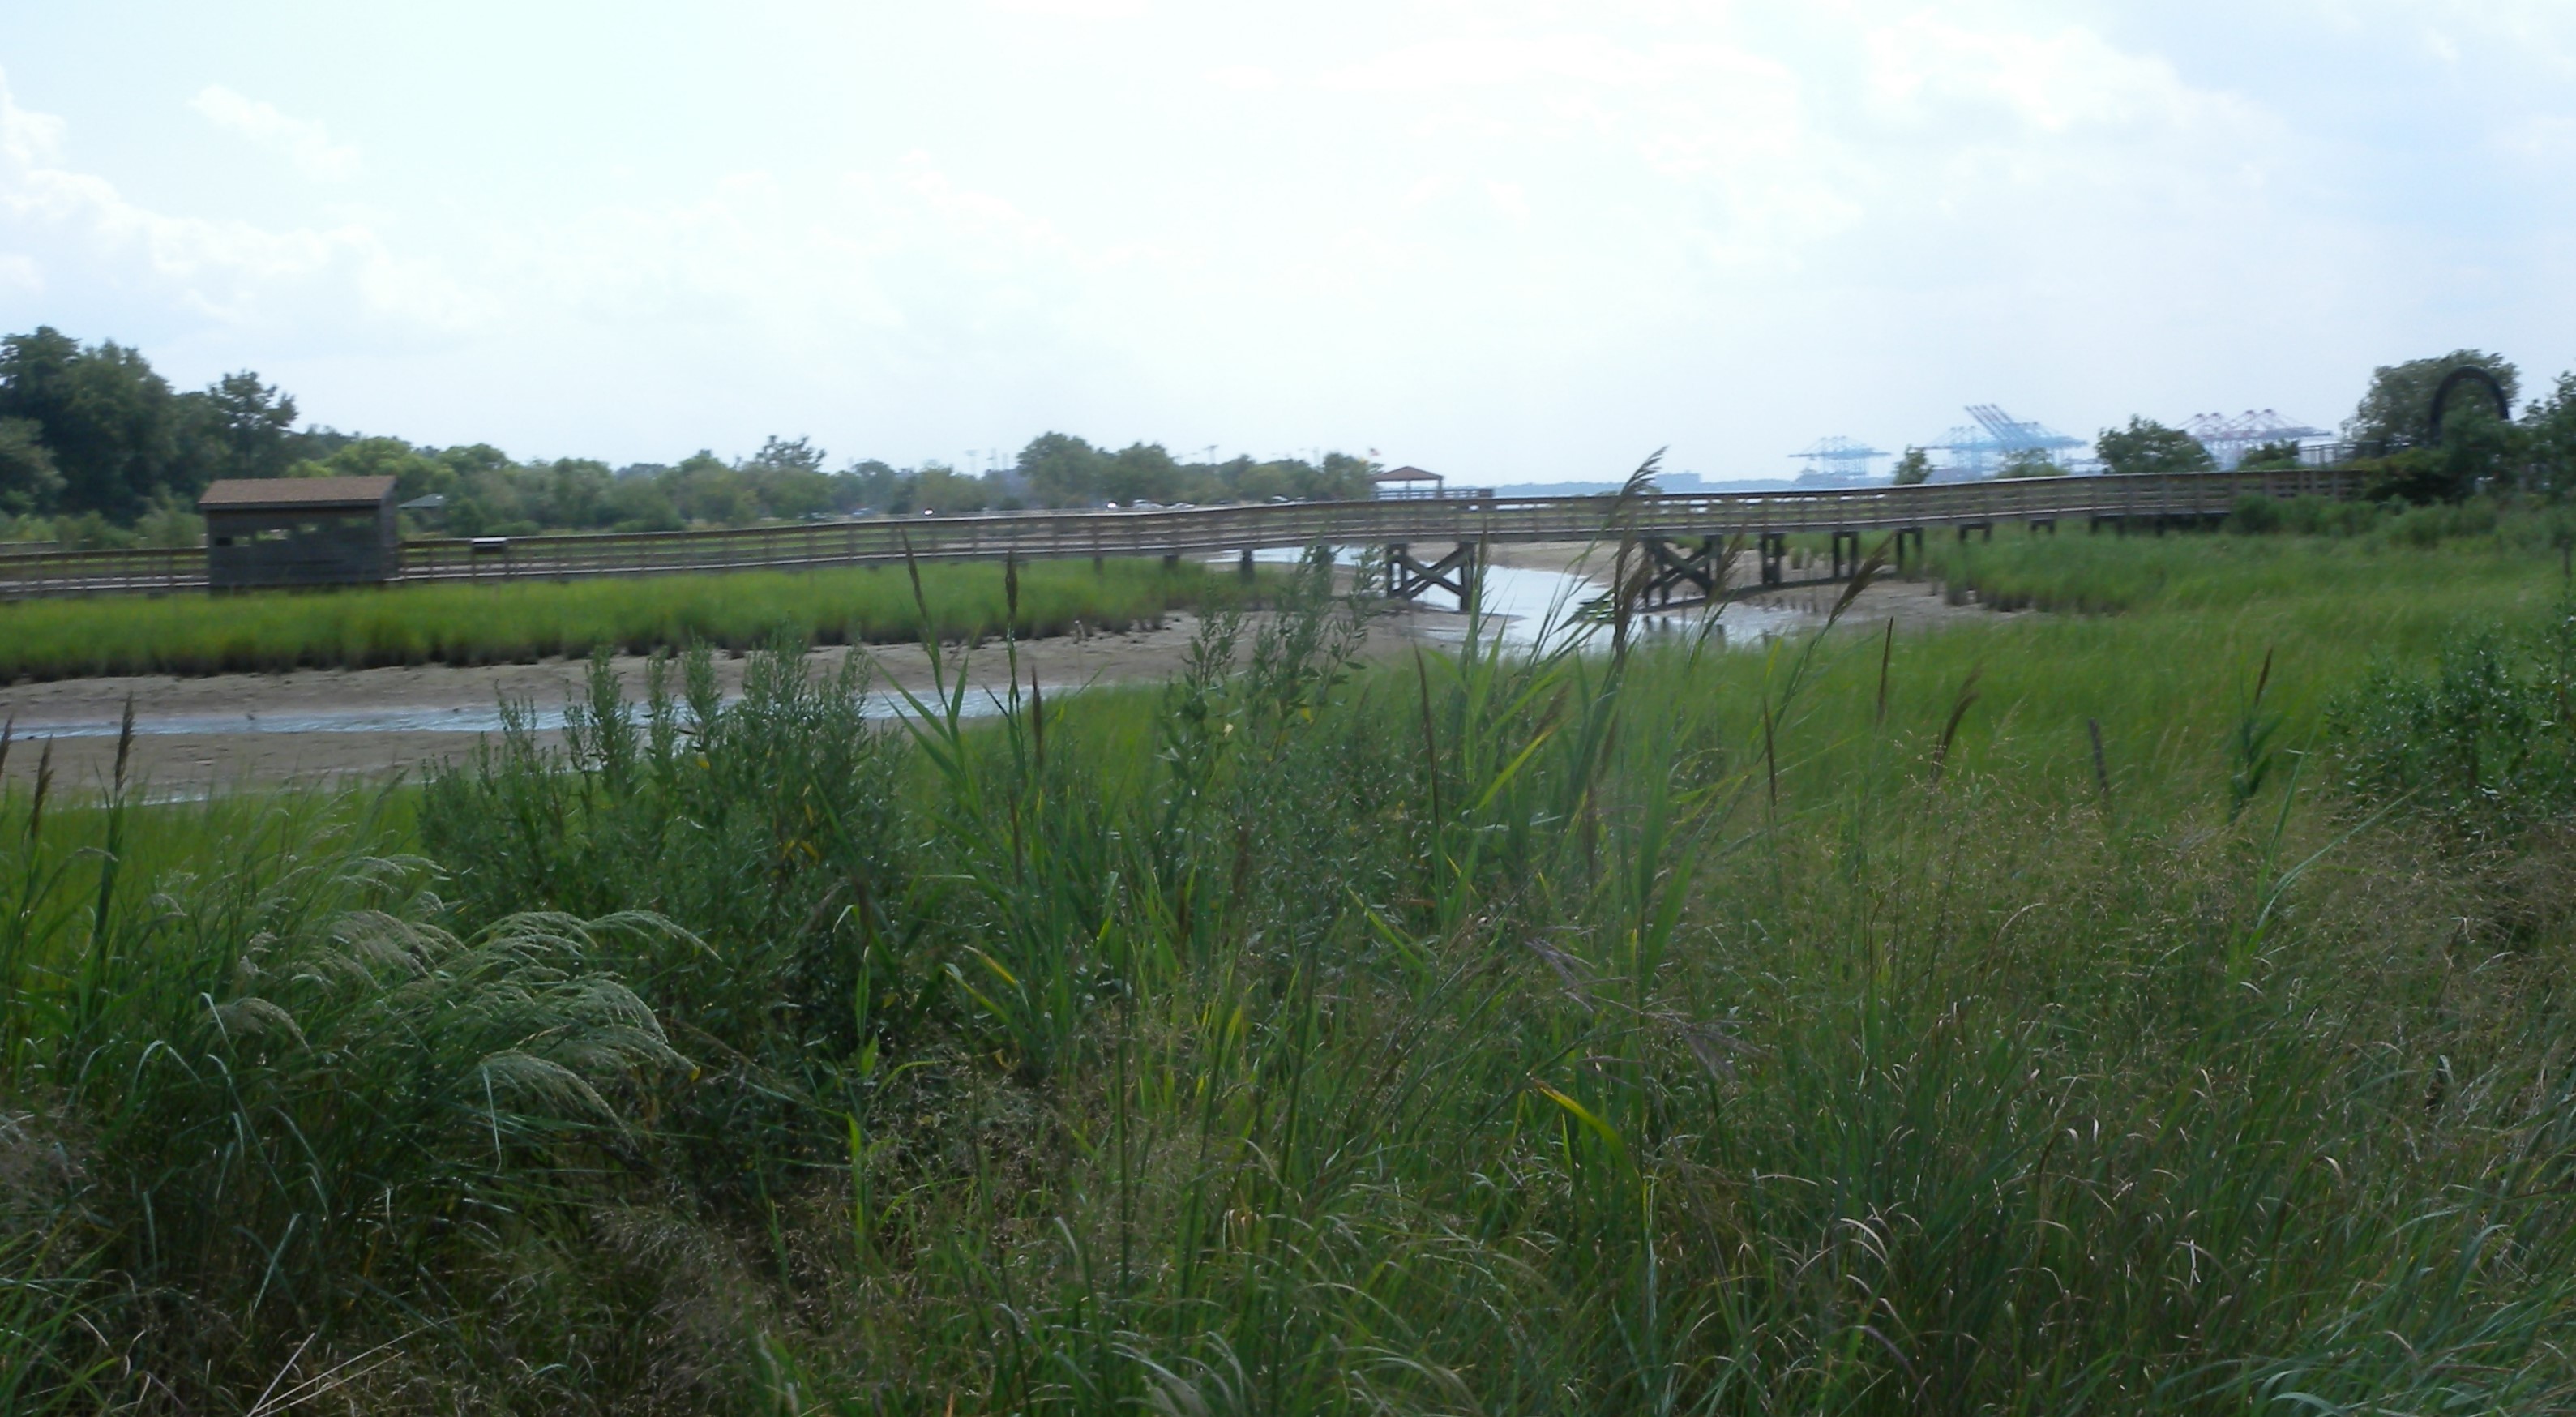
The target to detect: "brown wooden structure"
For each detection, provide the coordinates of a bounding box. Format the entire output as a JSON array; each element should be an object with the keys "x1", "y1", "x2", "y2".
[
  {"x1": 1374, "y1": 466, "x2": 1446, "y2": 500},
  {"x1": 199, "y1": 477, "x2": 400, "y2": 590},
  {"x1": 2, "y1": 467, "x2": 2364, "y2": 601}
]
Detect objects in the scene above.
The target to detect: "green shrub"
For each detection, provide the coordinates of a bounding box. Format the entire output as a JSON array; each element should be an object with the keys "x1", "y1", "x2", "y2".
[
  {"x1": 2377, "y1": 497, "x2": 2500, "y2": 548},
  {"x1": 2226, "y1": 491, "x2": 2283, "y2": 534},
  {"x1": 2328, "y1": 601, "x2": 2576, "y2": 837},
  {"x1": 2274, "y1": 493, "x2": 2385, "y2": 536}
]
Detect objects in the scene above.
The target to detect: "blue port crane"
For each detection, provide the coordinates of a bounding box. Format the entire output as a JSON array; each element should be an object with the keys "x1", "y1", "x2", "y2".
[
  {"x1": 1789, "y1": 436, "x2": 1889, "y2": 486},
  {"x1": 1932, "y1": 405, "x2": 2086, "y2": 477}
]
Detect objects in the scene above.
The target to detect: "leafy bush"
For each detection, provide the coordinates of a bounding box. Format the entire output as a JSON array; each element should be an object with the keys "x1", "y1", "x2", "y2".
[
  {"x1": 2226, "y1": 491, "x2": 2283, "y2": 534},
  {"x1": 2274, "y1": 493, "x2": 2387, "y2": 537},
  {"x1": 2377, "y1": 496, "x2": 2500, "y2": 547},
  {"x1": 2329, "y1": 602, "x2": 2576, "y2": 836}
]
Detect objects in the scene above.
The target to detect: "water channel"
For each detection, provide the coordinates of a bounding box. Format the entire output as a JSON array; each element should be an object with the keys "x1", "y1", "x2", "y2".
[{"x1": 8, "y1": 560, "x2": 1824, "y2": 744}]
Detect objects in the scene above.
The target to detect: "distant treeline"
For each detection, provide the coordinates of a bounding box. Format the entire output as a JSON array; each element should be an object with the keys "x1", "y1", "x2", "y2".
[{"x1": 0, "y1": 326, "x2": 1378, "y2": 546}]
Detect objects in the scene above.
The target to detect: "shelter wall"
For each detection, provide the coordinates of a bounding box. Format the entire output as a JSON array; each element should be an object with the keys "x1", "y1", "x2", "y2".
[{"x1": 206, "y1": 503, "x2": 398, "y2": 589}]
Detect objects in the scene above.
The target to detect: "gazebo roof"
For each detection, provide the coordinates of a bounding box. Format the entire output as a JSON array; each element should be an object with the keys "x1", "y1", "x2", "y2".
[{"x1": 1373, "y1": 465, "x2": 1442, "y2": 482}]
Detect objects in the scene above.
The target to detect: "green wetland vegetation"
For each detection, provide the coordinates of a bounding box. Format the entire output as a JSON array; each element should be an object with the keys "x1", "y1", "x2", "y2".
[
  {"x1": 0, "y1": 557, "x2": 1216, "y2": 680},
  {"x1": 6, "y1": 515, "x2": 2576, "y2": 1413}
]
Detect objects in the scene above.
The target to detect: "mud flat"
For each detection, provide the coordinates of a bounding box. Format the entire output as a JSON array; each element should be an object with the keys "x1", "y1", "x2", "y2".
[
  {"x1": 0, "y1": 608, "x2": 1457, "y2": 792},
  {"x1": 1, "y1": 567, "x2": 2024, "y2": 792}
]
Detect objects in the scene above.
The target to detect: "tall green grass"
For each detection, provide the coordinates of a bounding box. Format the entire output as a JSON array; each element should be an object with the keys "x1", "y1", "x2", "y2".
[
  {"x1": 6, "y1": 537, "x2": 2576, "y2": 1410},
  {"x1": 0, "y1": 557, "x2": 1221, "y2": 679},
  {"x1": 0, "y1": 760, "x2": 686, "y2": 1411},
  {"x1": 1920, "y1": 500, "x2": 2568, "y2": 619}
]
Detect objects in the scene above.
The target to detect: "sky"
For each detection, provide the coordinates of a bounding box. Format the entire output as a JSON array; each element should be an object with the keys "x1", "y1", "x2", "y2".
[{"x1": 2, "y1": 0, "x2": 2572, "y2": 482}]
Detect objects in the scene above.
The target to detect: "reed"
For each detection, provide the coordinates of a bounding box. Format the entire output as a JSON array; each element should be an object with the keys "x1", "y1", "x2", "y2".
[
  {"x1": 0, "y1": 557, "x2": 1226, "y2": 680},
  {"x1": 3, "y1": 528, "x2": 2574, "y2": 1411}
]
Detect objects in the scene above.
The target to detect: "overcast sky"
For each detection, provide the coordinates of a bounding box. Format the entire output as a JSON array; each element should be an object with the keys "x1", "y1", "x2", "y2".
[{"x1": 2, "y1": 1, "x2": 2570, "y2": 481}]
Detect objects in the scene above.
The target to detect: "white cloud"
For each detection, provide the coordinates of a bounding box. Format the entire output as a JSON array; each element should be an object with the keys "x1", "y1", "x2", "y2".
[
  {"x1": 1205, "y1": 64, "x2": 1278, "y2": 92},
  {"x1": 2497, "y1": 113, "x2": 2576, "y2": 162},
  {"x1": 1327, "y1": 33, "x2": 1731, "y2": 92},
  {"x1": 189, "y1": 85, "x2": 361, "y2": 181},
  {"x1": 1, "y1": 71, "x2": 476, "y2": 331},
  {"x1": 1, "y1": 6, "x2": 2570, "y2": 473},
  {"x1": 986, "y1": 0, "x2": 1147, "y2": 17},
  {"x1": 1863, "y1": 18, "x2": 2234, "y2": 135}
]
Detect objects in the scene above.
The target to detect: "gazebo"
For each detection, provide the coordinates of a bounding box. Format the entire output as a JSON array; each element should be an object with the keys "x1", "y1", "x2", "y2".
[{"x1": 1372, "y1": 466, "x2": 1445, "y2": 500}]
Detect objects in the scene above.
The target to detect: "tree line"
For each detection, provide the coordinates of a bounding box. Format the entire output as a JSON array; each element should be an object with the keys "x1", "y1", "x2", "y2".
[
  {"x1": 1881, "y1": 349, "x2": 2576, "y2": 495},
  {"x1": 15, "y1": 323, "x2": 2573, "y2": 545},
  {"x1": 0, "y1": 326, "x2": 1379, "y2": 546},
  {"x1": 0, "y1": 328, "x2": 304, "y2": 537}
]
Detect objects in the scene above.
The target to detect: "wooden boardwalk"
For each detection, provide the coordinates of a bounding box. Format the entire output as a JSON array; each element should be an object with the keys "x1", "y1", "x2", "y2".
[{"x1": 0, "y1": 467, "x2": 2364, "y2": 601}]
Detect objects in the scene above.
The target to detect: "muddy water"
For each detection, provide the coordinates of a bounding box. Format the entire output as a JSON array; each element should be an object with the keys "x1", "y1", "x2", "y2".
[
  {"x1": 6, "y1": 691, "x2": 996, "y2": 743},
  {"x1": 2, "y1": 567, "x2": 1807, "y2": 747},
  {"x1": 5, "y1": 563, "x2": 1981, "y2": 791},
  {"x1": 1241, "y1": 551, "x2": 1811, "y2": 651}
]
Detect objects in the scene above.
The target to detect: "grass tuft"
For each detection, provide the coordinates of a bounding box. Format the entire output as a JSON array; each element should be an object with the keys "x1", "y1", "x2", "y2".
[{"x1": 0, "y1": 557, "x2": 1226, "y2": 680}]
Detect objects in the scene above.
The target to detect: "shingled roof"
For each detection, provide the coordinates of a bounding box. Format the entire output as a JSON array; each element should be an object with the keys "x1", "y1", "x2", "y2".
[{"x1": 198, "y1": 477, "x2": 399, "y2": 512}]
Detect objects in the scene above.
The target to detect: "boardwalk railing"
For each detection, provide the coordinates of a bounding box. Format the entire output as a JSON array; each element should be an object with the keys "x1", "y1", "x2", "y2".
[
  {"x1": 0, "y1": 546, "x2": 201, "y2": 600},
  {"x1": 0, "y1": 468, "x2": 2367, "y2": 601}
]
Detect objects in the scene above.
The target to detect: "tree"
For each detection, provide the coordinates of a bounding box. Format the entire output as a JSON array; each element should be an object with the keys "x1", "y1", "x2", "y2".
[
  {"x1": 1996, "y1": 447, "x2": 2062, "y2": 479},
  {"x1": 533, "y1": 458, "x2": 616, "y2": 528},
  {"x1": 2523, "y1": 370, "x2": 2576, "y2": 498},
  {"x1": 1016, "y1": 432, "x2": 1112, "y2": 507},
  {"x1": 297, "y1": 436, "x2": 451, "y2": 503},
  {"x1": 1316, "y1": 452, "x2": 1379, "y2": 500},
  {"x1": 186, "y1": 370, "x2": 300, "y2": 483},
  {"x1": 0, "y1": 327, "x2": 185, "y2": 519},
  {"x1": 605, "y1": 477, "x2": 683, "y2": 532},
  {"x1": 1102, "y1": 443, "x2": 1182, "y2": 505},
  {"x1": 2347, "y1": 350, "x2": 2518, "y2": 448},
  {"x1": 740, "y1": 435, "x2": 832, "y2": 518},
  {"x1": 2238, "y1": 439, "x2": 2304, "y2": 470},
  {"x1": 833, "y1": 459, "x2": 904, "y2": 513},
  {"x1": 0, "y1": 417, "x2": 64, "y2": 514},
  {"x1": 667, "y1": 450, "x2": 757, "y2": 524},
  {"x1": 1224, "y1": 457, "x2": 1300, "y2": 503},
  {"x1": 1890, "y1": 447, "x2": 1932, "y2": 486},
  {"x1": 743, "y1": 435, "x2": 824, "y2": 476},
  {"x1": 2343, "y1": 353, "x2": 2526, "y2": 501},
  {"x1": 911, "y1": 462, "x2": 990, "y2": 515},
  {"x1": 2095, "y1": 417, "x2": 2215, "y2": 477},
  {"x1": 0, "y1": 330, "x2": 80, "y2": 510}
]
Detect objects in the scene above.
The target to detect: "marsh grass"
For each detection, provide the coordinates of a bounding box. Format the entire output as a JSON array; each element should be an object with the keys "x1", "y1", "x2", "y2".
[
  {"x1": 0, "y1": 556, "x2": 1226, "y2": 680},
  {"x1": 1919, "y1": 501, "x2": 2565, "y2": 621},
  {"x1": 0, "y1": 761, "x2": 690, "y2": 1410},
  {"x1": 6, "y1": 528, "x2": 2576, "y2": 1411}
]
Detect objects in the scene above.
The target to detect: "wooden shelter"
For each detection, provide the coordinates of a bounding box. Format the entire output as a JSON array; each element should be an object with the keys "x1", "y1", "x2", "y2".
[
  {"x1": 1372, "y1": 465, "x2": 1445, "y2": 500},
  {"x1": 198, "y1": 476, "x2": 400, "y2": 589}
]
